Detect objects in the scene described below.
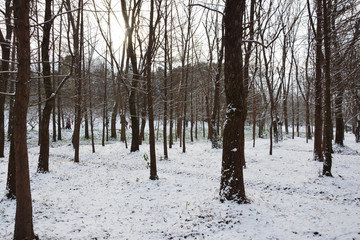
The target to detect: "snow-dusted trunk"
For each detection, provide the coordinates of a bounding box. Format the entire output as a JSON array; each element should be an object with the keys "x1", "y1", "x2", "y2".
[
  {"x1": 0, "y1": 0, "x2": 12, "y2": 158},
  {"x1": 220, "y1": 0, "x2": 247, "y2": 203}
]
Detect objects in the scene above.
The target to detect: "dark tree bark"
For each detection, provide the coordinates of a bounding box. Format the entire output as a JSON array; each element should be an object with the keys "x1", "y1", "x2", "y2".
[
  {"x1": 169, "y1": 11, "x2": 174, "y2": 149},
  {"x1": 38, "y1": 0, "x2": 55, "y2": 173},
  {"x1": 334, "y1": 88, "x2": 344, "y2": 146},
  {"x1": 181, "y1": 1, "x2": 192, "y2": 153},
  {"x1": 0, "y1": 0, "x2": 12, "y2": 158},
  {"x1": 322, "y1": 0, "x2": 332, "y2": 176},
  {"x1": 241, "y1": 0, "x2": 256, "y2": 165},
  {"x1": 56, "y1": 14, "x2": 63, "y2": 141},
  {"x1": 121, "y1": 0, "x2": 141, "y2": 152},
  {"x1": 67, "y1": 0, "x2": 84, "y2": 163},
  {"x1": 313, "y1": 0, "x2": 324, "y2": 162},
  {"x1": 13, "y1": 0, "x2": 37, "y2": 238},
  {"x1": 220, "y1": 0, "x2": 247, "y2": 204},
  {"x1": 102, "y1": 56, "x2": 108, "y2": 147},
  {"x1": 110, "y1": 74, "x2": 120, "y2": 140},
  {"x1": 147, "y1": 0, "x2": 158, "y2": 180},
  {"x1": 163, "y1": 0, "x2": 169, "y2": 159},
  {"x1": 52, "y1": 13, "x2": 57, "y2": 143},
  {"x1": 139, "y1": 96, "x2": 147, "y2": 144},
  {"x1": 87, "y1": 62, "x2": 95, "y2": 153},
  {"x1": 333, "y1": 19, "x2": 345, "y2": 146}
]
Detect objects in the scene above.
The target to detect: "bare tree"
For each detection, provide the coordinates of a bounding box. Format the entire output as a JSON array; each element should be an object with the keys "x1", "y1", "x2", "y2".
[
  {"x1": 0, "y1": 0, "x2": 12, "y2": 158},
  {"x1": 322, "y1": 0, "x2": 332, "y2": 176},
  {"x1": 313, "y1": 0, "x2": 324, "y2": 162},
  {"x1": 121, "y1": 0, "x2": 142, "y2": 152},
  {"x1": 13, "y1": 0, "x2": 37, "y2": 238},
  {"x1": 147, "y1": 0, "x2": 158, "y2": 180},
  {"x1": 66, "y1": 0, "x2": 84, "y2": 163},
  {"x1": 220, "y1": 0, "x2": 247, "y2": 203},
  {"x1": 38, "y1": 0, "x2": 56, "y2": 172}
]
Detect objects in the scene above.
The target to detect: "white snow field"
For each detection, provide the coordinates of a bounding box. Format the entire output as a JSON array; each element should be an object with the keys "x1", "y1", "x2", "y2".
[{"x1": 0, "y1": 132, "x2": 359, "y2": 239}]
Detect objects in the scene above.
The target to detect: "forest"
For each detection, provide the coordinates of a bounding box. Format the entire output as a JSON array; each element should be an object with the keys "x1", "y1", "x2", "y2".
[{"x1": 0, "y1": 0, "x2": 359, "y2": 239}]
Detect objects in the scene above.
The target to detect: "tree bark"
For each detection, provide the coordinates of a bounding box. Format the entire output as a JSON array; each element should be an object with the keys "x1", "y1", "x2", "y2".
[
  {"x1": 211, "y1": 21, "x2": 224, "y2": 149},
  {"x1": 6, "y1": 31, "x2": 16, "y2": 199},
  {"x1": 147, "y1": 0, "x2": 158, "y2": 180},
  {"x1": 313, "y1": 0, "x2": 324, "y2": 162},
  {"x1": 322, "y1": 0, "x2": 332, "y2": 176},
  {"x1": 0, "y1": 0, "x2": 12, "y2": 158},
  {"x1": 38, "y1": 0, "x2": 55, "y2": 172},
  {"x1": 163, "y1": 0, "x2": 169, "y2": 159},
  {"x1": 121, "y1": 0, "x2": 141, "y2": 152},
  {"x1": 220, "y1": 0, "x2": 247, "y2": 204},
  {"x1": 13, "y1": 0, "x2": 37, "y2": 237}
]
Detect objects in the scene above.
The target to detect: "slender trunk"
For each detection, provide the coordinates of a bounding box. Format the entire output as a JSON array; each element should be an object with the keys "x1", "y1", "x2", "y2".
[
  {"x1": 139, "y1": 96, "x2": 147, "y2": 144},
  {"x1": 297, "y1": 92, "x2": 300, "y2": 138},
  {"x1": 88, "y1": 65, "x2": 95, "y2": 153},
  {"x1": 120, "y1": 88, "x2": 127, "y2": 143},
  {"x1": 36, "y1": 0, "x2": 42, "y2": 146},
  {"x1": 322, "y1": 0, "x2": 332, "y2": 176},
  {"x1": 57, "y1": 88, "x2": 62, "y2": 141},
  {"x1": 195, "y1": 95, "x2": 198, "y2": 140},
  {"x1": 7, "y1": 32, "x2": 16, "y2": 142},
  {"x1": 38, "y1": 0, "x2": 55, "y2": 173},
  {"x1": 110, "y1": 94, "x2": 119, "y2": 139},
  {"x1": 183, "y1": 52, "x2": 190, "y2": 153},
  {"x1": 148, "y1": 0, "x2": 158, "y2": 180},
  {"x1": 156, "y1": 111, "x2": 160, "y2": 141},
  {"x1": 313, "y1": 0, "x2": 324, "y2": 162},
  {"x1": 52, "y1": 12, "x2": 57, "y2": 143},
  {"x1": 211, "y1": 22, "x2": 224, "y2": 149},
  {"x1": 102, "y1": 58, "x2": 107, "y2": 147},
  {"x1": 6, "y1": 30, "x2": 16, "y2": 198},
  {"x1": 0, "y1": 0, "x2": 12, "y2": 157},
  {"x1": 252, "y1": 85, "x2": 256, "y2": 147},
  {"x1": 120, "y1": 111, "x2": 127, "y2": 142},
  {"x1": 13, "y1": 0, "x2": 37, "y2": 237},
  {"x1": 205, "y1": 95, "x2": 212, "y2": 140},
  {"x1": 120, "y1": 0, "x2": 140, "y2": 152},
  {"x1": 84, "y1": 110, "x2": 89, "y2": 139}
]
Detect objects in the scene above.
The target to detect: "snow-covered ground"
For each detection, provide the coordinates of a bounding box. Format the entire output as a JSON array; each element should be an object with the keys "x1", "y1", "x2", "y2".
[{"x1": 0, "y1": 131, "x2": 359, "y2": 239}]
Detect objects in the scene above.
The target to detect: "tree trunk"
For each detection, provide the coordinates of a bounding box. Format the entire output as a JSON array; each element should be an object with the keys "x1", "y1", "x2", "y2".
[
  {"x1": 6, "y1": 31, "x2": 15, "y2": 199},
  {"x1": 139, "y1": 96, "x2": 147, "y2": 144},
  {"x1": 110, "y1": 100, "x2": 119, "y2": 139},
  {"x1": 120, "y1": 0, "x2": 141, "y2": 152},
  {"x1": 322, "y1": 0, "x2": 332, "y2": 176},
  {"x1": 220, "y1": 0, "x2": 246, "y2": 204},
  {"x1": 211, "y1": 23, "x2": 224, "y2": 149},
  {"x1": 65, "y1": 0, "x2": 84, "y2": 163},
  {"x1": 205, "y1": 96, "x2": 212, "y2": 140},
  {"x1": 102, "y1": 58, "x2": 108, "y2": 147},
  {"x1": 252, "y1": 85, "x2": 257, "y2": 147},
  {"x1": 38, "y1": 0, "x2": 55, "y2": 173},
  {"x1": 13, "y1": 0, "x2": 37, "y2": 237},
  {"x1": 313, "y1": 0, "x2": 324, "y2": 162},
  {"x1": 0, "y1": 0, "x2": 12, "y2": 158},
  {"x1": 163, "y1": 0, "x2": 169, "y2": 158},
  {"x1": 88, "y1": 65, "x2": 95, "y2": 153},
  {"x1": 147, "y1": 0, "x2": 158, "y2": 180}
]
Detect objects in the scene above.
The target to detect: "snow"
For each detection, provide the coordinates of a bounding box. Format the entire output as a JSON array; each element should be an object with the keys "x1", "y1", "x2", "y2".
[{"x1": 0, "y1": 131, "x2": 360, "y2": 239}]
